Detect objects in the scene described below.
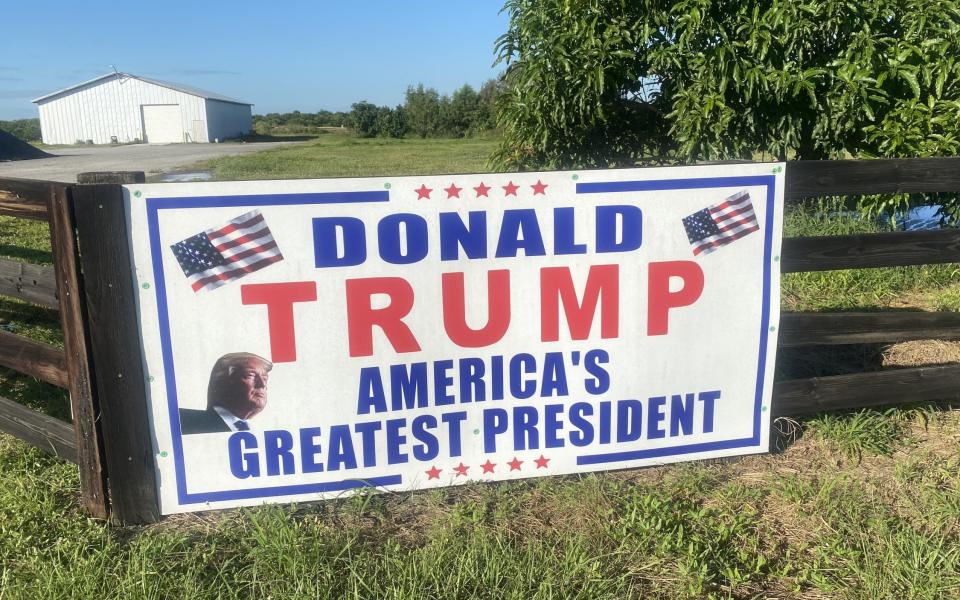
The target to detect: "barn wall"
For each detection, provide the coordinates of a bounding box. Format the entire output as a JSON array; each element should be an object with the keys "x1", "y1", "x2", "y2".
[
  {"x1": 205, "y1": 100, "x2": 252, "y2": 142},
  {"x1": 36, "y1": 75, "x2": 208, "y2": 144}
]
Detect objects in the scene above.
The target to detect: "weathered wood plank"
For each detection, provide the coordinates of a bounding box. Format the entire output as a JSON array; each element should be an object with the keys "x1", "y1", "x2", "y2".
[
  {"x1": 0, "y1": 394, "x2": 76, "y2": 463},
  {"x1": 780, "y1": 311, "x2": 960, "y2": 347},
  {"x1": 0, "y1": 177, "x2": 52, "y2": 220},
  {"x1": 786, "y1": 158, "x2": 960, "y2": 199},
  {"x1": 0, "y1": 194, "x2": 49, "y2": 220},
  {"x1": 0, "y1": 176, "x2": 55, "y2": 204},
  {"x1": 76, "y1": 172, "x2": 146, "y2": 185},
  {"x1": 0, "y1": 329, "x2": 68, "y2": 388},
  {"x1": 772, "y1": 364, "x2": 960, "y2": 417},
  {"x1": 0, "y1": 258, "x2": 58, "y2": 309},
  {"x1": 781, "y1": 229, "x2": 960, "y2": 272},
  {"x1": 73, "y1": 172, "x2": 159, "y2": 524},
  {"x1": 49, "y1": 184, "x2": 109, "y2": 518}
]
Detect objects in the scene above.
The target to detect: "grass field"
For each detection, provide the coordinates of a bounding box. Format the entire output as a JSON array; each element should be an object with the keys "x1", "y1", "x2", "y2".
[
  {"x1": 204, "y1": 132, "x2": 501, "y2": 180},
  {"x1": 2, "y1": 137, "x2": 959, "y2": 599}
]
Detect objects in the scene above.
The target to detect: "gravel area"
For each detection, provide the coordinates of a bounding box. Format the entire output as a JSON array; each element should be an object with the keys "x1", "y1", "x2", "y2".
[{"x1": 0, "y1": 141, "x2": 298, "y2": 183}]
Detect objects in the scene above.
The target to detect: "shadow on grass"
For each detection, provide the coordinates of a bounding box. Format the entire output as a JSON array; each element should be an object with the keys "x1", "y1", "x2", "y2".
[
  {"x1": 0, "y1": 244, "x2": 52, "y2": 264},
  {"x1": 0, "y1": 367, "x2": 70, "y2": 421},
  {"x1": 236, "y1": 134, "x2": 318, "y2": 143}
]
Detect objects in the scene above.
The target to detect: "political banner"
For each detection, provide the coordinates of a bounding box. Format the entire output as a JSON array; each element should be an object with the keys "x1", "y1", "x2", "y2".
[{"x1": 124, "y1": 163, "x2": 785, "y2": 514}]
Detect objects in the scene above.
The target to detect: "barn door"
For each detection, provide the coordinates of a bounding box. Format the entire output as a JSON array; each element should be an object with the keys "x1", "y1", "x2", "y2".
[{"x1": 142, "y1": 104, "x2": 183, "y2": 143}]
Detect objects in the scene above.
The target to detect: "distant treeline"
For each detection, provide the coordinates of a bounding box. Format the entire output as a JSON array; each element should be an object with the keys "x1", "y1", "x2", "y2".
[
  {"x1": 252, "y1": 110, "x2": 350, "y2": 134},
  {"x1": 254, "y1": 80, "x2": 502, "y2": 139},
  {"x1": 0, "y1": 119, "x2": 41, "y2": 142}
]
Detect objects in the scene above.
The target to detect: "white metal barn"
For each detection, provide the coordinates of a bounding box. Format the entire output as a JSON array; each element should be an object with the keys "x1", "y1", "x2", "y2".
[{"x1": 33, "y1": 72, "x2": 252, "y2": 145}]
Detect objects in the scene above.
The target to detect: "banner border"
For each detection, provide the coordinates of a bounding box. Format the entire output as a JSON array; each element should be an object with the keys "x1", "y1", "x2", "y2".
[{"x1": 143, "y1": 175, "x2": 777, "y2": 508}]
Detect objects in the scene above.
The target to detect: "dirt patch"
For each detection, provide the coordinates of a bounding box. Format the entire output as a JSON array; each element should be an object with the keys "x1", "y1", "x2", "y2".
[
  {"x1": 0, "y1": 130, "x2": 50, "y2": 161},
  {"x1": 882, "y1": 339, "x2": 960, "y2": 367}
]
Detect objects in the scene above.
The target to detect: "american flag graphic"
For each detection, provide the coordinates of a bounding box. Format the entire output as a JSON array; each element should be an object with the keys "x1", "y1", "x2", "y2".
[
  {"x1": 170, "y1": 210, "x2": 283, "y2": 292},
  {"x1": 681, "y1": 190, "x2": 759, "y2": 256}
]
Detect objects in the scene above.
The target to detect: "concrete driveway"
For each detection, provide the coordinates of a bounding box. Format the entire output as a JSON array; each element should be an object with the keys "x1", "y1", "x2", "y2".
[{"x1": 0, "y1": 141, "x2": 299, "y2": 183}]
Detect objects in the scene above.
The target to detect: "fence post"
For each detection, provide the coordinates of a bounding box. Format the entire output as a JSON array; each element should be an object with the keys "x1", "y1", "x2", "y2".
[
  {"x1": 72, "y1": 171, "x2": 159, "y2": 524},
  {"x1": 47, "y1": 183, "x2": 109, "y2": 518}
]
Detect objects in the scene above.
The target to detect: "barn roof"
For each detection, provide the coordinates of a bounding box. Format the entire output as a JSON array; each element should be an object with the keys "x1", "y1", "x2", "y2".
[{"x1": 32, "y1": 72, "x2": 252, "y2": 106}]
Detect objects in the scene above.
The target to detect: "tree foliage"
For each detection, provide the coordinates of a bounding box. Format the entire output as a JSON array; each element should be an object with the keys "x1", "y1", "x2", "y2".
[
  {"x1": 404, "y1": 81, "x2": 502, "y2": 138},
  {"x1": 349, "y1": 101, "x2": 382, "y2": 138},
  {"x1": 0, "y1": 119, "x2": 41, "y2": 142},
  {"x1": 492, "y1": 0, "x2": 960, "y2": 172}
]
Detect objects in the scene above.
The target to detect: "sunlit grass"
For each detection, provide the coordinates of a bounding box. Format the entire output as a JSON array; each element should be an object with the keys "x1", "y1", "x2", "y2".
[{"x1": 2, "y1": 143, "x2": 960, "y2": 598}]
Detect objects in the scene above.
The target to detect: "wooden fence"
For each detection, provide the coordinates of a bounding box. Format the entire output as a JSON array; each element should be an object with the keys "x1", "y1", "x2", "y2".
[{"x1": 0, "y1": 158, "x2": 959, "y2": 524}]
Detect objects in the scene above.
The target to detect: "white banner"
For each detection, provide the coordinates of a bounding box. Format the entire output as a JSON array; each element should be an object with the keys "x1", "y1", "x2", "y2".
[{"x1": 124, "y1": 163, "x2": 785, "y2": 514}]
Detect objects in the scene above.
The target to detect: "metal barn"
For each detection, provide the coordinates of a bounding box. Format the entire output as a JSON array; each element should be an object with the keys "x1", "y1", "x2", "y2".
[{"x1": 33, "y1": 72, "x2": 252, "y2": 145}]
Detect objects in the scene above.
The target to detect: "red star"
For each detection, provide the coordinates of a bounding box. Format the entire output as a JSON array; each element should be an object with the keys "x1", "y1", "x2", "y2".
[
  {"x1": 444, "y1": 183, "x2": 462, "y2": 199},
  {"x1": 415, "y1": 184, "x2": 432, "y2": 200},
  {"x1": 531, "y1": 179, "x2": 548, "y2": 195},
  {"x1": 534, "y1": 455, "x2": 550, "y2": 469},
  {"x1": 481, "y1": 459, "x2": 496, "y2": 474},
  {"x1": 502, "y1": 181, "x2": 519, "y2": 196},
  {"x1": 507, "y1": 457, "x2": 523, "y2": 471},
  {"x1": 473, "y1": 182, "x2": 491, "y2": 197},
  {"x1": 426, "y1": 466, "x2": 442, "y2": 480},
  {"x1": 453, "y1": 462, "x2": 469, "y2": 477}
]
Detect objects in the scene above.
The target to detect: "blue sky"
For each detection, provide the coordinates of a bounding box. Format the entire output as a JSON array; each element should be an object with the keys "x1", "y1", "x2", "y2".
[{"x1": 0, "y1": 1, "x2": 510, "y2": 120}]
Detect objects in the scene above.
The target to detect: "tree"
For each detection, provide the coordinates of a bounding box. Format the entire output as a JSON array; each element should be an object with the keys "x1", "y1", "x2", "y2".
[
  {"x1": 404, "y1": 84, "x2": 443, "y2": 138},
  {"x1": 349, "y1": 101, "x2": 381, "y2": 138},
  {"x1": 474, "y1": 79, "x2": 503, "y2": 132},
  {"x1": 376, "y1": 105, "x2": 408, "y2": 139},
  {"x1": 492, "y1": 0, "x2": 960, "y2": 176},
  {"x1": 447, "y1": 84, "x2": 481, "y2": 137}
]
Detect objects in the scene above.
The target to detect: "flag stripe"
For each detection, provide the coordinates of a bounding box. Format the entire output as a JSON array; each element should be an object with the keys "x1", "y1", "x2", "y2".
[
  {"x1": 206, "y1": 212, "x2": 265, "y2": 239},
  {"x1": 693, "y1": 223, "x2": 759, "y2": 255},
  {"x1": 710, "y1": 203, "x2": 755, "y2": 224},
  {"x1": 185, "y1": 246, "x2": 283, "y2": 282},
  {"x1": 693, "y1": 218, "x2": 760, "y2": 249},
  {"x1": 714, "y1": 211, "x2": 757, "y2": 233},
  {"x1": 708, "y1": 192, "x2": 751, "y2": 213},
  {"x1": 190, "y1": 254, "x2": 284, "y2": 291},
  {"x1": 210, "y1": 222, "x2": 272, "y2": 252},
  {"x1": 217, "y1": 231, "x2": 276, "y2": 258},
  {"x1": 221, "y1": 240, "x2": 279, "y2": 264}
]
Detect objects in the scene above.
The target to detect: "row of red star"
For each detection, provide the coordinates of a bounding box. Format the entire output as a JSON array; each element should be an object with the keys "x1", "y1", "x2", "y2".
[
  {"x1": 414, "y1": 179, "x2": 548, "y2": 200},
  {"x1": 425, "y1": 455, "x2": 551, "y2": 480}
]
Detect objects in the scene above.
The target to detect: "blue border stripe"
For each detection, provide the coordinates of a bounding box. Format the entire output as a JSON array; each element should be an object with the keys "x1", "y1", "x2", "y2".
[
  {"x1": 150, "y1": 190, "x2": 388, "y2": 209},
  {"x1": 573, "y1": 174, "x2": 776, "y2": 465},
  {"x1": 577, "y1": 437, "x2": 756, "y2": 465},
  {"x1": 181, "y1": 475, "x2": 404, "y2": 504},
  {"x1": 576, "y1": 176, "x2": 767, "y2": 194}
]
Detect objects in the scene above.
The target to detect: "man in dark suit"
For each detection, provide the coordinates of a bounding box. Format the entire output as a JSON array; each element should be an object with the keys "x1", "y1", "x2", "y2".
[{"x1": 179, "y1": 352, "x2": 272, "y2": 435}]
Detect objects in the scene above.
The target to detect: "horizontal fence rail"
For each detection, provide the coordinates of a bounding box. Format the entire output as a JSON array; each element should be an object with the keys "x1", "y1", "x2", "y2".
[
  {"x1": 0, "y1": 395, "x2": 76, "y2": 462},
  {"x1": 782, "y1": 230, "x2": 960, "y2": 272},
  {"x1": 0, "y1": 330, "x2": 68, "y2": 388},
  {"x1": 785, "y1": 157, "x2": 960, "y2": 199},
  {"x1": 780, "y1": 311, "x2": 960, "y2": 347},
  {"x1": 773, "y1": 364, "x2": 960, "y2": 416},
  {"x1": 0, "y1": 258, "x2": 58, "y2": 309},
  {"x1": 0, "y1": 177, "x2": 52, "y2": 221}
]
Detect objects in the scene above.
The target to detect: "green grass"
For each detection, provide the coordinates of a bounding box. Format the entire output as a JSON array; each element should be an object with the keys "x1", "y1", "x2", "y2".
[
  {"x1": 782, "y1": 200, "x2": 960, "y2": 311},
  {"x1": 3, "y1": 140, "x2": 960, "y2": 598},
  {"x1": 205, "y1": 133, "x2": 501, "y2": 180},
  {"x1": 2, "y1": 410, "x2": 959, "y2": 598}
]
